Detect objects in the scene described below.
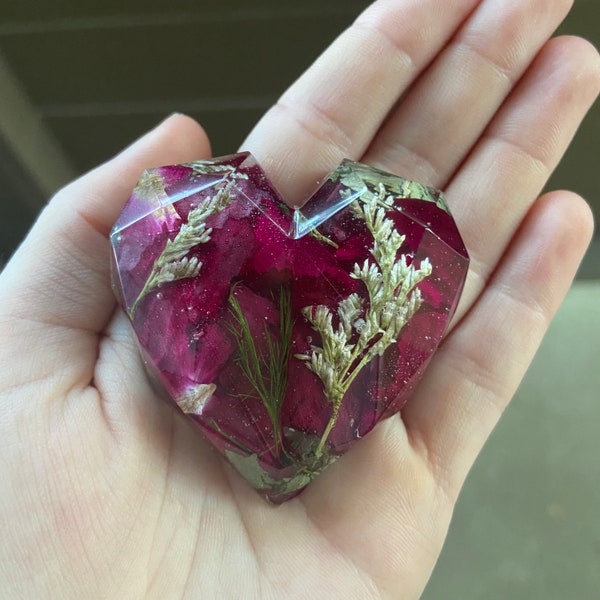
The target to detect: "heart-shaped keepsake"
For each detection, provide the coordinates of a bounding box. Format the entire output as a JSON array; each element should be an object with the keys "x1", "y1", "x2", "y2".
[{"x1": 110, "y1": 152, "x2": 469, "y2": 503}]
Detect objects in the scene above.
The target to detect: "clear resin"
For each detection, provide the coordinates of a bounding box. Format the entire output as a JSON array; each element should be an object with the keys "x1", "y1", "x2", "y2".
[{"x1": 110, "y1": 152, "x2": 469, "y2": 502}]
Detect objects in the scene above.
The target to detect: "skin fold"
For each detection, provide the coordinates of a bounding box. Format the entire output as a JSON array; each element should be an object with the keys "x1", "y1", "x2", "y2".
[{"x1": 0, "y1": 1, "x2": 598, "y2": 598}]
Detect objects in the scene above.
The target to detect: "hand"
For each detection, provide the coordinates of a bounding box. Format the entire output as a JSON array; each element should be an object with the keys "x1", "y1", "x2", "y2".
[{"x1": 1, "y1": 1, "x2": 598, "y2": 598}]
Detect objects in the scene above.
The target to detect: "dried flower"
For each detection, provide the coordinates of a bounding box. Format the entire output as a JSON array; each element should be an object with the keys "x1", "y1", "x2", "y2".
[
  {"x1": 299, "y1": 184, "x2": 432, "y2": 456},
  {"x1": 129, "y1": 183, "x2": 234, "y2": 316},
  {"x1": 177, "y1": 383, "x2": 216, "y2": 414}
]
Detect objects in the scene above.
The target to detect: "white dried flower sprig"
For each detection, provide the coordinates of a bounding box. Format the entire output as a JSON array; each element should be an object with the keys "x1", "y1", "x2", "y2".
[
  {"x1": 187, "y1": 161, "x2": 250, "y2": 180},
  {"x1": 129, "y1": 183, "x2": 234, "y2": 316},
  {"x1": 153, "y1": 256, "x2": 202, "y2": 286},
  {"x1": 135, "y1": 170, "x2": 167, "y2": 199},
  {"x1": 335, "y1": 160, "x2": 449, "y2": 212},
  {"x1": 298, "y1": 184, "x2": 432, "y2": 456},
  {"x1": 177, "y1": 383, "x2": 216, "y2": 415}
]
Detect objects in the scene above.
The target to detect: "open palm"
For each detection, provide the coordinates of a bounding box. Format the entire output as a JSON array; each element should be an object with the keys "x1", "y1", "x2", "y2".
[{"x1": 1, "y1": 1, "x2": 598, "y2": 598}]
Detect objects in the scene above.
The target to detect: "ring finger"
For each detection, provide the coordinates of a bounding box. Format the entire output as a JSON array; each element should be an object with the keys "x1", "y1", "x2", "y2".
[{"x1": 363, "y1": 0, "x2": 573, "y2": 187}]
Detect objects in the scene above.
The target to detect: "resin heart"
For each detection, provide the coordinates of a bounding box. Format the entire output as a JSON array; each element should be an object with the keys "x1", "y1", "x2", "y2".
[{"x1": 110, "y1": 152, "x2": 469, "y2": 502}]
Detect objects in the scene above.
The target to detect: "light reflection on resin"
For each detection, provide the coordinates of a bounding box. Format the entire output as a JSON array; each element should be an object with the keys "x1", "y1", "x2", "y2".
[{"x1": 110, "y1": 152, "x2": 469, "y2": 503}]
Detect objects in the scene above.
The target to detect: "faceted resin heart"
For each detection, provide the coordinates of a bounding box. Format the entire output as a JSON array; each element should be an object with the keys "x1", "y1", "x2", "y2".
[{"x1": 110, "y1": 152, "x2": 469, "y2": 502}]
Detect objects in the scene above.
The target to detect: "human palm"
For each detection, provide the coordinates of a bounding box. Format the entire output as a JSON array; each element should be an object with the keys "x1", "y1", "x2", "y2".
[{"x1": 1, "y1": 1, "x2": 598, "y2": 598}]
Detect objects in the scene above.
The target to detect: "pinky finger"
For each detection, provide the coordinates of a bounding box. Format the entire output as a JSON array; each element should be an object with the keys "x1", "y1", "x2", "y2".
[{"x1": 401, "y1": 190, "x2": 594, "y2": 501}]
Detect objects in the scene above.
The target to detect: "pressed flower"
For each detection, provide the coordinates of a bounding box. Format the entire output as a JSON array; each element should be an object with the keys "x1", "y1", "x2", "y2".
[{"x1": 111, "y1": 153, "x2": 469, "y2": 503}]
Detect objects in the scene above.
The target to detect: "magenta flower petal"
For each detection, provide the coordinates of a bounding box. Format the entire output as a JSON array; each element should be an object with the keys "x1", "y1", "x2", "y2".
[{"x1": 110, "y1": 154, "x2": 469, "y2": 503}]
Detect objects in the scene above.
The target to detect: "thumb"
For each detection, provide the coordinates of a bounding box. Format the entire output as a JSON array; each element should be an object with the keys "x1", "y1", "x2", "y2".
[{"x1": 0, "y1": 114, "x2": 210, "y2": 392}]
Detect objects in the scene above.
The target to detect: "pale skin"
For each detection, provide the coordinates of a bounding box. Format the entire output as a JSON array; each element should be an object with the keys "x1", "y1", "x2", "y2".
[{"x1": 0, "y1": 0, "x2": 598, "y2": 598}]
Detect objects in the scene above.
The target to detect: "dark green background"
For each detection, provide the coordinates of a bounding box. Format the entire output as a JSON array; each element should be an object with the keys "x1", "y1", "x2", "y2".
[{"x1": 0, "y1": 0, "x2": 597, "y2": 270}]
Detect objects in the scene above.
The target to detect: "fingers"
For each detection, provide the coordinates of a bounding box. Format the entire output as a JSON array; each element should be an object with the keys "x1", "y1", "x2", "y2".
[
  {"x1": 0, "y1": 115, "x2": 210, "y2": 391},
  {"x1": 299, "y1": 190, "x2": 593, "y2": 597},
  {"x1": 364, "y1": 0, "x2": 574, "y2": 186},
  {"x1": 300, "y1": 398, "x2": 447, "y2": 599},
  {"x1": 402, "y1": 190, "x2": 594, "y2": 502},
  {"x1": 447, "y1": 35, "x2": 600, "y2": 319},
  {"x1": 242, "y1": 0, "x2": 482, "y2": 202}
]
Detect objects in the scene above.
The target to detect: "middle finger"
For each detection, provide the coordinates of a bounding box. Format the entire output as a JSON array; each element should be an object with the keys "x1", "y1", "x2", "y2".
[{"x1": 242, "y1": 0, "x2": 482, "y2": 203}]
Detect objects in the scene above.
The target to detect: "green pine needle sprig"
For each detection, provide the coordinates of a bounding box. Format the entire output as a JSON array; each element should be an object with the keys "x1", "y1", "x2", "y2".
[{"x1": 228, "y1": 286, "x2": 294, "y2": 457}]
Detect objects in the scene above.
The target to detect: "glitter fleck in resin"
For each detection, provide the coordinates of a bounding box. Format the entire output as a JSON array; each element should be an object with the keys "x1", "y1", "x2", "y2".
[{"x1": 110, "y1": 153, "x2": 469, "y2": 503}]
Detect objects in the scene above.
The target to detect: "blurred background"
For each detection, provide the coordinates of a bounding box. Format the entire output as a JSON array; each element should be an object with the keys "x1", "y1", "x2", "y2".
[{"x1": 0, "y1": 1, "x2": 598, "y2": 597}]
